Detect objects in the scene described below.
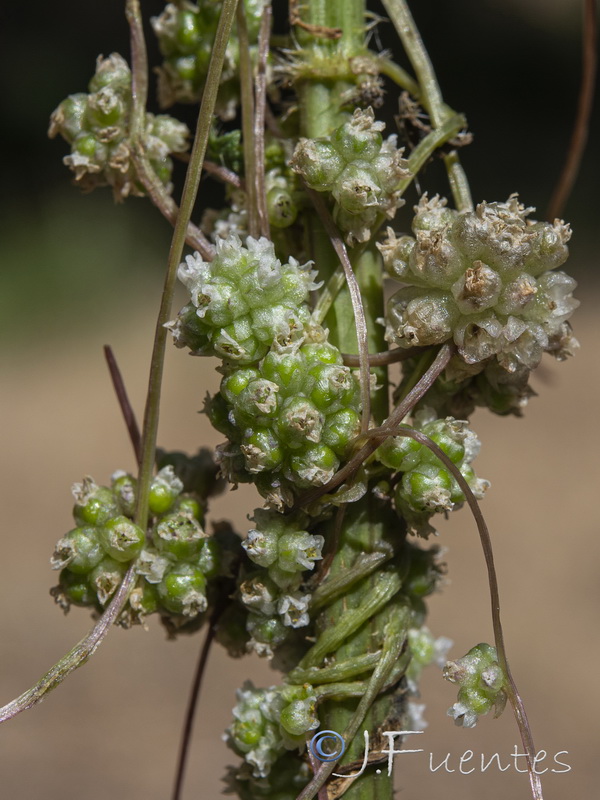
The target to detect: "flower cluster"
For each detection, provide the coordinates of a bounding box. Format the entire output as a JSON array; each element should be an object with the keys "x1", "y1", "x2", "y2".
[
  {"x1": 50, "y1": 465, "x2": 227, "y2": 631},
  {"x1": 381, "y1": 195, "x2": 578, "y2": 372},
  {"x1": 169, "y1": 236, "x2": 318, "y2": 364},
  {"x1": 291, "y1": 108, "x2": 410, "y2": 244},
  {"x1": 377, "y1": 407, "x2": 489, "y2": 536},
  {"x1": 226, "y1": 681, "x2": 319, "y2": 779},
  {"x1": 151, "y1": 0, "x2": 263, "y2": 118},
  {"x1": 239, "y1": 509, "x2": 323, "y2": 656},
  {"x1": 48, "y1": 53, "x2": 189, "y2": 200},
  {"x1": 209, "y1": 323, "x2": 362, "y2": 505},
  {"x1": 443, "y1": 643, "x2": 507, "y2": 728}
]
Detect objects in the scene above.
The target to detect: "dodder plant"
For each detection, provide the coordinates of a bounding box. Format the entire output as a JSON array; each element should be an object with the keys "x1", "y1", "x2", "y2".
[{"x1": 0, "y1": 2, "x2": 582, "y2": 799}]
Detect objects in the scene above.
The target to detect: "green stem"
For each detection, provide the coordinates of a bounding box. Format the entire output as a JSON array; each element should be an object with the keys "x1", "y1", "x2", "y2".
[
  {"x1": 296, "y1": 4, "x2": 412, "y2": 797},
  {"x1": 381, "y1": 0, "x2": 473, "y2": 211},
  {"x1": 134, "y1": 0, "x2": 239, "y2": 532},
  {"x1": 380, "y1": 0, "x2": 444, "y2": 126},
  {"x1": 236, "y1": 1, "x2": 259, "y2": 237}
]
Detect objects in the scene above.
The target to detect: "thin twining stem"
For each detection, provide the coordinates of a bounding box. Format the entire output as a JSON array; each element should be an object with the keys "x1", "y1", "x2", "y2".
[
  {"x1": 0, "y1": 565, "x2": 137, "y2": 723},
  {"x1": 134, "y1": 0, "x2": 240, "y2": 534},
  {"x1": 296, "y1": 342, "x2": 454, "y2": 509},
  {"x1": 125, "y1": 0, "x2": 148, "y2": 140},
  {"x1": 547, "y1": 0, "x2": 597, "y2": 221},
  {"x1": 202, "y1": 160, "x2": 245, "y2": 190},
  {"x1": 364, "y1": 424, "x2": 543, "y2": 800},
  {"x1": 305, "y1": 187, "x2": 371, "y2": 434},
  {"x1": 254, "y1": 1, "x2": 272, "y2": 238},
  {"x1": 103, "y1": 345, "x2": 141, "y2": 464},
  {"x1": 342, "y1": 345, "x2": 431, "y2": 367},
  {"x1": 171, "y1": 611, "x2": 220, "y2": 800},
  {"x1": 132, "y1": 153, "x2": 215, "y2": 260}
]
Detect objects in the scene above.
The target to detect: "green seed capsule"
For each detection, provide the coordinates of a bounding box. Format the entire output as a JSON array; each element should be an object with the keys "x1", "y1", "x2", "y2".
[
  {"x1": 197, "y1": 538, "x2": 221, "y2": 578},
  {"x1": 52, "y1": 526, "x2": 104, "y2": 574},
  {"x1": 260, "y1": 350, "x2": 306, "y2": 395},
  {"x1": 289, "y1": 443, "x2": 338, "y2": 487},
  {"x1": 73, "y1": 486, "x2": 119, "y2": 527},
  {"x1": 174, "y1": 496, "x2": 203, "y2": 522},
  {"x1": 148, "y1": 483, "x2": 176, "y2": 516},
  {"x1": 267, "y1": 187, "x2": 298, "y2": 228},
  {"x1": 241, "y1": 429, "x2": 284, "y2": 472},
  {"x1": 158, "y1": 563, "x2": 207, "y2": 616},
  {"x1": 58, "y1": 569, "x2": 96, "y2": 607},
  {"x1": 99, "y1": 516, "x2": 145, "y2": 562},
  {"x1": 246, "y1": 612, "x2": 288, "y2": 648},
  {"x1": 111, "y1": 472, "x2": 137, "y2": 517},
  {"x1": 154, "y1": 513, "x2": 204, "y2": 561},
  {"x1": 129, "y1": 580, "x2": 159, "y2": 617},
  {"x1": 221, "y1": 368, "x2": 261, "y2": 404},
  {"x1": 321, "y1": 408, "x2": 361, "y2": 455},
  {"x1": 176, "y1": 10, "x2": 201, "y2": 51},
  {"x1": 89, "y1": 557, "x2": 127, "y2": 605}
]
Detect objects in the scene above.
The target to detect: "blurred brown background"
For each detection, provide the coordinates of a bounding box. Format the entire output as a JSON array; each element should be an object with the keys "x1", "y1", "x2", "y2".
[{"x1": 0, "y1": 0, "x2": 598, "y2": 798}]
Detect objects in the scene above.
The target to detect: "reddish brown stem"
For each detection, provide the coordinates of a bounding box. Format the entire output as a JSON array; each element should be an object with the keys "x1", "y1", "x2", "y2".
[
  {"x1": 103, "y1": 345, "x2": 141, "y2": 465},
  {"x1": 547, "y1": 0, "x2": 597, "y2": 220}
]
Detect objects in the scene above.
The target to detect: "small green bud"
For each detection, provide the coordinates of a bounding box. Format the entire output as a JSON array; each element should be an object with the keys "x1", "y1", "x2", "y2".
[
  {"x1": 243, "y1": 528, "x2": 278, "y2": 568},
  {"x1": 290, "y1": 139, "x2": 343, "y2": 189},
  {"x1": 246, "y1": 613, "x2": 288, "y2": 652}
]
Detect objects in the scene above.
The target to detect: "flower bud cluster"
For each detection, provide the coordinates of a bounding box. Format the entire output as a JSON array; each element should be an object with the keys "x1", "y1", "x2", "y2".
[
  {"x1": 443, "y1": 643, "x2": 507, "y2": 727},
  {"x1": 50, "y1": 466, "x2": 226, "y2": 631},
  {"x1": 151, "y1": 0, "x2": 263, "y2": 119},
  {"x1": 170, "y1": 235, "x2": 319, "y2": 364},
  {"x1": 201, "y1": 139, "x2": 300, "y2": 249},
  {"x1": 226, "y1": 681, "x2": 319, "y2": 779},
  {"x1": 240, "y1": 509, "x2": 323, "y2": 656},
  {"x1": 381, "y1": 195, "x2": 578, "y2": 373},
  {"x1": 291, "y1": 108, "x2": 410, "y2": 244},
  {"x1": 406, "y1": 626, "x2": 453, "y2": 694},
  {"x1": 48, "y1": 53, "x2": 189, "y2": 200},
  {"x1": 209, "y1": 324, "x2": 362, "y2": 505},
  {"x1": 377, "y1": 407, "x2": 489, "y2": 536},
  {"x1": 223, "y1": 754, "x2": 312, "y2": 800}
]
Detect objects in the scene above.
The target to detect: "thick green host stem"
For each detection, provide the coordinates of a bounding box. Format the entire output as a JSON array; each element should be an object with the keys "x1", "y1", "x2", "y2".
[{"x1": 296, "y1": 3, "x2": 408, "y2": 798}]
